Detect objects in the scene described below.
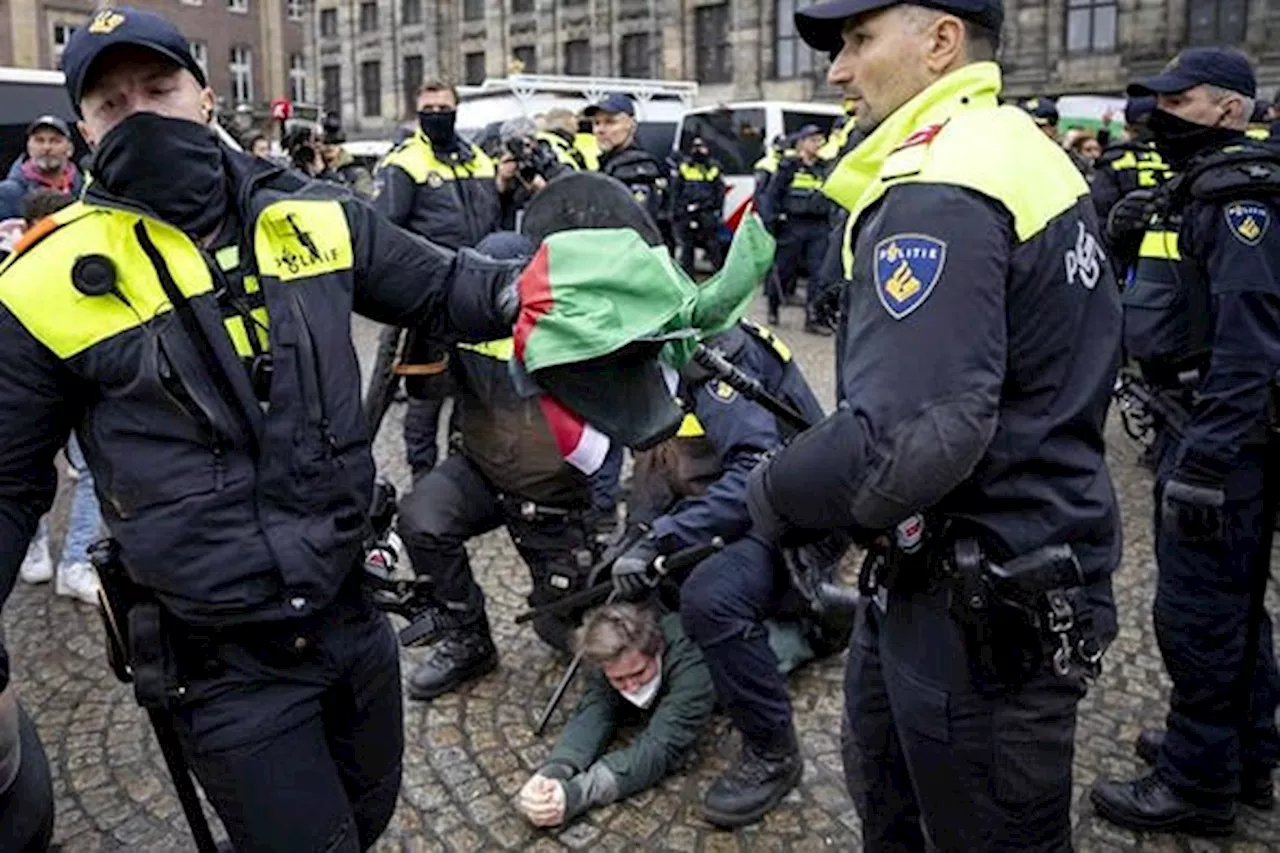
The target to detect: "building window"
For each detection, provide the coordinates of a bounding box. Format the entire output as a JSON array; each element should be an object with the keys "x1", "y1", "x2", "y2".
[
  {"x1": 513, "y1": 45, "x2": 536, "y2": 74},
  {"x1": 360, "y1": 61, "x2": 381, "y2": 117},
  {"x1": 619, "y1": 33, "x2": 650, "y2": 78},
  {"x1": 320, "y1": 7, "x2": 339, "y2": 36},
  {"x1": 359, "y1": 1, "x2": 378, "y2": 33},
  {"x1": 464, "y1": 51, "x2": 486, "y2": 85},
  {"x1": 1065, "y1": 0, "x2": 1117, "y2": 53},
  {"x1": 463, "y1": 0, "x2": 484, "y2": 21},
  {"x1": 402, "y1": 54, "x2": 423, "y2": 116},
  {"x1": 512, "y1": 0, "x2": 535, "y2": 12},
  {"x1": 323, "y1": 64, "x2": 342, "y2": 117},
  {"x1": 401, "y1": 0, "x2": 422, "y2": 25},
  {"x1": 51, "y1": 22, "x2": 76, "y2": 61},
  {"x1": 229, "y1": 45, "x2": 253, "y2": 102},
  {"x1": 774, "y1": 0, "x2": 814, "y2": 78},
  {"x1": 1187, "y1": 0, "x2": 1246, "y2": 44},
  {"x1": 564, "y1": 39, "x2": 590, "y2": 75},
  {"x1": 228, "y1": 0, "x2": 248, "y2": 14},
  {"x1": 287, "y1": 0, "x2": 304, "y2": 20},
  {"x1": 289, "y1": 53, "x2": 308, "y2": 103},
  {"x1": 695, "y1": 4, "x2": 732, "y2": 84},
  {"x1": 189, "y1": 40, "x2": 209, "y2": 79}
]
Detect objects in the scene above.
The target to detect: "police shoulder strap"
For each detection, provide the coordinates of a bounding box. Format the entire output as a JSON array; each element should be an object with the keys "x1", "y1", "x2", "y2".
[{"x1": 1185, "y1": 142, "x2": 1280, "y2": 203}]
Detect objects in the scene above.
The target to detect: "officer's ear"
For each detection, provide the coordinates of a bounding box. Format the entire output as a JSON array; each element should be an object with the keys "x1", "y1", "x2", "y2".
[
  {"x1": 923, "y1": 12, "x2": 966, "y2": 75},
  {"x1": 199, "y1": 87, "x2": 216, "y2": 125}
]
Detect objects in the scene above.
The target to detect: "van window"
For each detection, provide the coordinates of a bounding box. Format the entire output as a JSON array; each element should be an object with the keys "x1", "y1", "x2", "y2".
[
  {"x1": 782, "y1": 111, "x2": 838, "y2": 137},
  {"x1": 679, "y1": 107, "x2": 766, "y2": 175}
]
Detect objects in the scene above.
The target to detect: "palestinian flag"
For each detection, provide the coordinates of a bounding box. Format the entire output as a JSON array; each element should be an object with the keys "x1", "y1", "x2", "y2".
[{"x1": 512, "y1": 216, "x2": 775, "y2": 469}]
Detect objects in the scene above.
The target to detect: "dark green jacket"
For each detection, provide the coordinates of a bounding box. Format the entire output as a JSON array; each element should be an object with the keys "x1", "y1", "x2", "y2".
[{"x1": 542, "y1": 613, "x2": 713, "y2": 819}]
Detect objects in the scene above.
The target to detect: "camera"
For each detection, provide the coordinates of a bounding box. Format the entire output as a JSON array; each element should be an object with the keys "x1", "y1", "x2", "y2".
[{"x1": 504, "y1": 136, "x2": 558, "y2": 184}]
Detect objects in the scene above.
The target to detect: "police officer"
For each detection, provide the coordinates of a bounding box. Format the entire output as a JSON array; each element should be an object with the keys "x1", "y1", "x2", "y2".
[
  {"x1": 1090, "y1": 48, "x2": 1280, "y2": 835},
  {"x1": 376, "y1": 78, "x2": 503, "y2": 482},
  {"x1": 537, "y1": 108, "x2": 589, "y2": 171},
  {"x1": 588, "y1": 93, "x2": 672, "y2": 249},
  {"x1": 765, "y1": 125, "x2": 834, "y2": 335},
  {"x1": 395, "y1": 232, "x2": 612, "y2": 699},
  {"x1": 1091, "y1": 96, "x2": 1173, "y2": 277},
  {"x1": 609, "y1": 319, "x2": 832, "y2": 828},
  {"x1": 749, "y1": 2, "x2": 1122, "y2": 848},
  {"x1": 819, "y1": 96, "x2": 862, "y2": 161},
  {"x1": 671, "y1": 137, "x2": 726, "y2": 276},
  {"x1": 0, "y1": 8, "x2": 524, "y2": 849}
]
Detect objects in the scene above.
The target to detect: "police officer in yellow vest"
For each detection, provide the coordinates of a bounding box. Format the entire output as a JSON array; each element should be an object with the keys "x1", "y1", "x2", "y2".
[
  {"x1": 538, "y1": 108, "x2": 589, "y2": 171},
  {"x1": 819, "y1": 97, "x2": 862, "y2": 161},
  {"x1": 746, "y1": 2, "x2": 1122, "y2": 849},
  {"x1": 671, "y1": 137, "x2": 726, "y2": 276},
  {"x1": 764, "y1": 125, "x2": 834, "y2": 334},
  {"x1": 376, "y1": 79, "x2": 503, "y2": 482},
  {"x1": 0, "y1": 8, "x2": 525, "y2": 850}
]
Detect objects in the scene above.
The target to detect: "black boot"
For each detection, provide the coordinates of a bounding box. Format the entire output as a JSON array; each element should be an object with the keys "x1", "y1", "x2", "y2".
[
  {"x1": 406, "y1": 620, "x2": 497, "y2": 701},
  {"x1": 1135, "y1": 727, "x2": 1276, "y2": 810},
  {"x1": 703, "y1": 731, "x2": 803, "y2": 828},
  {"x1": 1090, "y1": 773, "x2": 1235, "y2": 836}
]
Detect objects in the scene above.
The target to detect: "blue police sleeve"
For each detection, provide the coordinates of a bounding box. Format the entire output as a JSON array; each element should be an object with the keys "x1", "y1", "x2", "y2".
[
  {"x1": 762, "y1": 183, "x2": 1009, "y2": 531},
  {"x1": 0, "y1": 308, "x2": 79, "y2": 688},
  {"x1": 371, "y1": 163, "x2": 415, "y2": 228},
  {"x1": 1176, "y1": 198, "x2": 1280, "y2": 474},
  {"x1": 650, "y1": 344, "x2": 780, "y2": 552}
]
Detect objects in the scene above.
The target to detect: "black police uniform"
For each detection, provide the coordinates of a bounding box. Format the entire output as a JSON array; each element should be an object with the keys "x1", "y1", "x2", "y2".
[
  {"x1": 376, "y1": 131, "x2": 502, "y2": 480},
  {"x1": 0, "y1": 633, "x2": 55, "y2": 853},
  {"x1": 599, "y1": 143, "x2": 672, "y2": 250},
  {"x1": 757, "y1": 7, "x2": 1122, "y2": 846},
  {"x1": 1091, "y1": 138, "x2": 1172, "y2": 277},
  {"x1": 671, "y1": 154, "x2": 726, "y2": 276},
  {"x1": 0, "y1": 12, "x2": 523, "y2": 849},
  {"x1": 765, "y1": 150, "x2": 833, "y2": 328},
  {"x1": 395, "y1": 233, "x2": 610, "y2": 700},
  {"x1": 1092, "y1": 51, "x2": 1280, "y2": 833}
]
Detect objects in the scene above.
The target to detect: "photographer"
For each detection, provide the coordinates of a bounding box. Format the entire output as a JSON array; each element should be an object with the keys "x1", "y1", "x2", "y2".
[{"x1": 495, "y1": 117, "x2": 571, "y2": 230}]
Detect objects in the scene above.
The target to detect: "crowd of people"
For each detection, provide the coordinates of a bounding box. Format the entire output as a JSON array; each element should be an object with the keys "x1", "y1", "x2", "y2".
[{"x1": 1, "y1": 0, "x2": 1279, "y2": 851}]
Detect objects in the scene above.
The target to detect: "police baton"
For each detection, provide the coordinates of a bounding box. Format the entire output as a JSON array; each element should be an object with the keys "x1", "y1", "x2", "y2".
[
  {"x1": 531, "y1": 537, "x2": 724, "y2": 735},
  {"x1": 692, "y1": 344, "x2": 812, "y2": 432},
  {"x1": 513, "y1": 525, "x2": 648, "y2": 625}
]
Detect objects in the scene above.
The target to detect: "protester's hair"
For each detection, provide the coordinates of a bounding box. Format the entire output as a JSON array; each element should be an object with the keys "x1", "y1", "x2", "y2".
[
  {"x1": 574, "y1": 603, "x2": 664, "y2": 667},
  {"x1": 20, "y1": 189, "x2": 73, "y2": 226},
  {"x1": 543, "y1": 108, "x2": 578, "y2": 135},
  {"x1": 417, "y1": 78, "x2": 459, "y2": 105},
  {"x1": 246, "y1": 133, "x2": 268, "y2": 151},
  {"x1": 1068, "y1": 133, "x2": 1098, "y2": 154}
]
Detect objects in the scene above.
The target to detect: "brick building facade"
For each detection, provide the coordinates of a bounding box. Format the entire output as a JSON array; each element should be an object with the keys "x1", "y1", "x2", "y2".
[{"x1": 2, "y1": 0, "x2": 308, "y2": 114}]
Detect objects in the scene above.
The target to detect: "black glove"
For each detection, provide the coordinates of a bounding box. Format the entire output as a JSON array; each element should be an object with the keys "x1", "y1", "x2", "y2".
[
  {"x1": 746, "y1": 458, "x2": 788, "y2": 542},
  {"x1": 782, "y1": 528, "x2": 856, "y2": 613},
  {"x1": 1162, "y1": 455, "x2": 1227, "y2": 542},
  {"x1": 1106, "y1": 189, "x2": 1157, "y2": 245},
  {"x1": 611, "y1": 535, "x2": 661, "y2": 598}
]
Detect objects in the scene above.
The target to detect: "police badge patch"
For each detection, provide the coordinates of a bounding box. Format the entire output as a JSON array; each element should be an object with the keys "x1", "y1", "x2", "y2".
[
  {"x1": 873, "y1": 234, "x2": 947, "y2": 320},
  {"x1": 1225, "y1": 201, "x2": 1271, "y2": 246}
]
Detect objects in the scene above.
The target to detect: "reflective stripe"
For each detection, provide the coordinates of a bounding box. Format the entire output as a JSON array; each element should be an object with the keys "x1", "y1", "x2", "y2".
[
  {"x1": 456, "y1": 337, "x2": 515, "y2": 360},
  {"x1": 676, "y1": 413, "x2": 705, "y2": 437},
  {"x1": 0, "y1": 205, "x2": 215, "y2": 359},
  {"x1": 1247, "y1": 126, "x2": 1271, "y2": 141},
  {"x1": 678, "y1": 162, "x2": 721, "y2": 181},
  {"x1": 1139, "y1": 230, "x2": 1181, "y2": 261},
  {"x1": 215, "y1": 244, "x2": 240, "y2": 271},
  {"x1": 224, "y1": 306, "x2": 270, "y2": 357},
  {"x1": 380, "y1": 134, "x2": 497, "y2": 182},
  {"x1": 253, "y1": 199, "x2": 354, "y2": 282},
  {"x1": 791, "y1": 171, "x2": 824, "y2": 190},
  {"x1": 741, "y1": 320, "x2": 792, "y2": 362},
  {"x1": 538, "y1": 133, "x2": 582, "y2": 170}
]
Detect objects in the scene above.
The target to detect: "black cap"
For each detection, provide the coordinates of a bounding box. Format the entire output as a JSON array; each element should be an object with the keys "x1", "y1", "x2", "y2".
[
  {"x1": 583, "y1": 92, "x2": 636, "y2": 117},
  {"x1": 1127, "y1": 47, "x2": 1256, "y2": 99},
  {"x1": 1124, "y1": 95, "x2": 1155, "y2": 126},
  {"x1": 26, "y1": 115, "x2": 71, "y2": 138},
  {"x1": 795, "y1": 123, "x2": 825, "y2": 139},
  {"x1": 796, "y1": 0, "x2": 1003, "y2": 54},
  {"x1": 1017, "y1": 96, "x2": 1059, "y2": 126},
  {"x1": 61, "y1": 7, "x2": 208, "y2": 114}
]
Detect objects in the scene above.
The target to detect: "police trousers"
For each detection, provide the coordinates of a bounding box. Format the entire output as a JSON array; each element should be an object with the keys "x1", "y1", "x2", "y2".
[
  {"x1": 397, "y1": 453, "x2": 595, "y2": 653},
  {"x1": 169, "y1": 584, "x2": 404, "y2": 853},
  {"x1": 1153, "y1": 442, "x2": 1280, "y2": 800},
  {"x1": 843, "y1": 589, "x2": 1088, "y2": 852},
  {"x1": 676, "y1": 212, "x2": 723, "y2": 277},
  {"x1": 0, "y1": 703, "x2": 54, "y2": 853},
  {"x1": 771, "y1": 217, "x2": 829, "y2": 318}
]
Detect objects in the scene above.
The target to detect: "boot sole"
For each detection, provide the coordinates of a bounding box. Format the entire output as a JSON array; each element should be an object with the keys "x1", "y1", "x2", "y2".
[
  {"x1": 406, "y1": 652, "x2": 498, "y2": 702},
  {"x1": 1135, "y1": 738, "x2": 1275, "y2": 811},
  {"x1": 702, "y1": 761, "x2": 803, "y2": 829},
  {"x1": 1089, "y1": 789, "x2": 1235, "y2": 837}
]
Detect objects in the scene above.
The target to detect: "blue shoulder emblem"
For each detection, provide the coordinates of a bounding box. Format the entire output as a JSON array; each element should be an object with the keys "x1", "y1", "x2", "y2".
[
  {"x1": 1225, "y1": 201, "x2": 1270, "y2": 246},
  {"x1": 873, "y1": 235, "x2": 947, "y2": 320}
]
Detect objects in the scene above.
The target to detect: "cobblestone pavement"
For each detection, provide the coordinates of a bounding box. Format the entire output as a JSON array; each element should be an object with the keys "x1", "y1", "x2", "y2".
[{"x1": 6, "y1": 300, "x2": 1280, "y2": 852}]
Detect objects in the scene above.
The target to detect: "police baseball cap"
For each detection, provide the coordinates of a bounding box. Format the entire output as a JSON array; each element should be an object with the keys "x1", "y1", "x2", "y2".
[
  {"x1": 1127, "y1": 47, "x2": 1256, "y2": 99},
  {"x1": 795, "y1": 123, "x2": 825, "y2": 139},
  {"x1": 796, "y1": 0, "x2": 1004, "y2": 54},
  {"x1": 61, "y1": 6, "x2": 208, "y2": 114},
  {"x1": 26, "y1": 115, "x2": 71, "y2": 138},
  {"x1": 1018, "y1": 97, "x2": 1059, "y2": 126},
  {"x1": 1124, "y1": 95, "x2": 1156, "y2": 126},
  {"x1": 583, "y1": 93, "x2": 636, "y2": 117}
]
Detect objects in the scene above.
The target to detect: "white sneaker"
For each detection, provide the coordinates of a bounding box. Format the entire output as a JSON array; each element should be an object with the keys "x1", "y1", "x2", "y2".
[
  {"x1": 19, "y1": 537, "x2": 53, "y2": 584},
  {"x1": 56, "y1": 562, "x2": 101, "y2": 606}
]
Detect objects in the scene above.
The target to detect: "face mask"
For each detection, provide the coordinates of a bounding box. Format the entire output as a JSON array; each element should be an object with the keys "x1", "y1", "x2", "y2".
[
  {"x1": 1147, "y1": 106, "x2": 1242, "y2": 168},
  {"x1": 619, "y1": 658, "x2": 662, "y2": 709},
  {"x1": 92, "y1": 112, "x2": 227, "y2": 238},
  {"x1": 418, "y1": 109, "x2": 458, "y2": 148},
  {"x1": 692, "y1": 150, "x2": 709, "y2": 163}
]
